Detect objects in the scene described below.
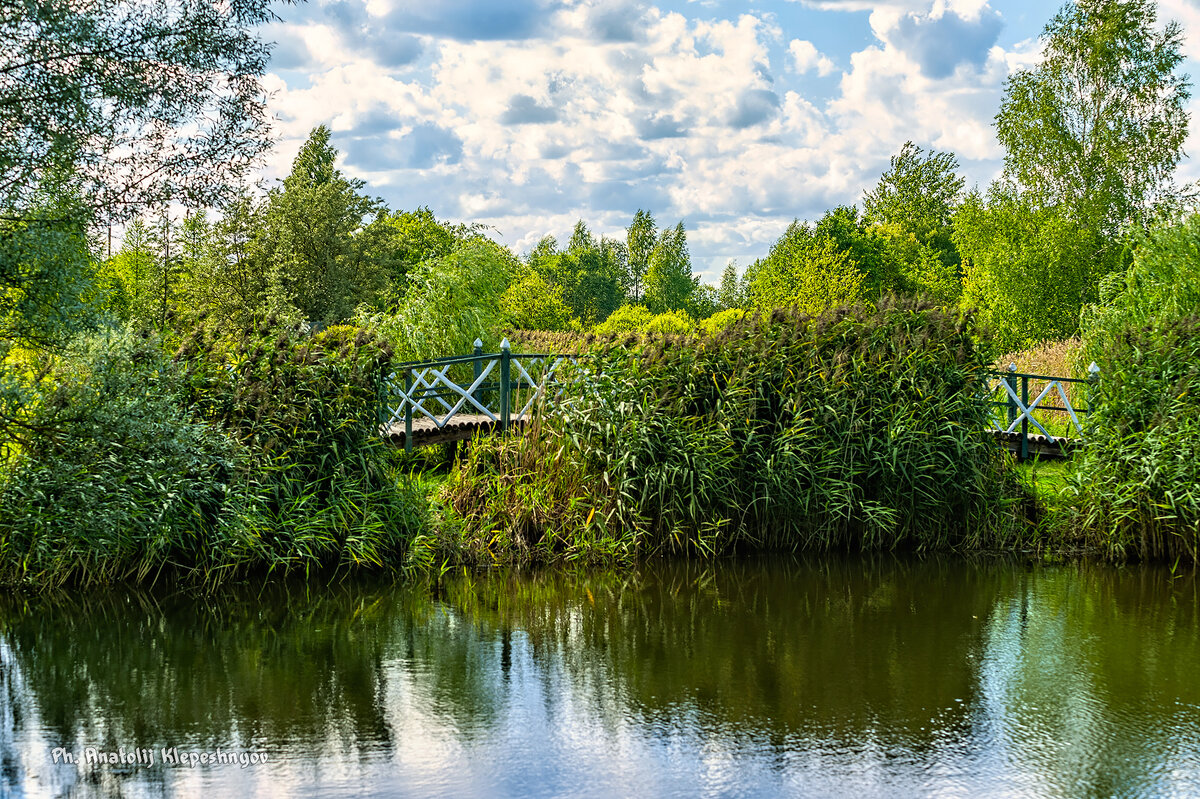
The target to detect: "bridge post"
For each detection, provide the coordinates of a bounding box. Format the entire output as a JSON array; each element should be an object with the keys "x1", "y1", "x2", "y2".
[
  {"x1": 1020, "y1": 373, "x2": 1029, "y2": 461},
  {"x1": 473, "y1": 338, "x2": 484, "y2": 409},
  {"x1": 404, "y1": 370, "x2": 413, "y2": 454},
  {"x1": 1005, "y1": 363, "x2": 1018, "y2": 431},
  {"x1": 499, "y1": 338, "x2": 511, "y2": 433}
]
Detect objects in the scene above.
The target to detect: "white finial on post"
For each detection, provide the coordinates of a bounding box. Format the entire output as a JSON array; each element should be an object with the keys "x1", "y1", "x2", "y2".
[
  {"x1": 501, "y1": 337, "x2": 510, "y2": 351},
  {"x1": 474, "y1": 338, "x2": 483, "y2": 348}
]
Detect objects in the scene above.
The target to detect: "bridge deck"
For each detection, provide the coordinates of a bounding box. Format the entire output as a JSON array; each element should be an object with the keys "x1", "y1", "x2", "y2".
[{"x1": 381, "y1": 414, "x2": 526, "y2": 448}]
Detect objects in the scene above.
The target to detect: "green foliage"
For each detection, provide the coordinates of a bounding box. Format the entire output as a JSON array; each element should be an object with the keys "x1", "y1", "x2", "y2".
[
  {"x1": 258, "y1": 126, "x2": 383, "y2": 326},
  {"x1": 643, "y1": 222, "x2": 700, "y2": 314},
  {"x1": 747, "y1": 220, "x2": 866, "y2": 314},
  {"x1": 0, "y1": 322, "x2": 428, "y2": 587},
  {"x1": 955, "y1": 185, "x2": 1117, "y2": 354},
  {"x1": 592, "y1": 304, "x2": 653, "y2": 335},
  {"x1": 995, "y1": 0, "x2": 1189, "y2": 234},
  {"x1": 500, "y1": 269, "x2": 578, "y2": 332},
  {"x1": 360, "y1": 206, "x2": 469, "y2": 307},
  {"x1": 1, "y1": 0, "x2": 276, "y2": 218},
  {"x1": 0, "y1": 197, "x2": 99, "y2": 352},
  {"x1": 446, "y1": 299, "x2": 1017, "y2": 562},
  {"x1": 625, "y1": 209, "x2": 657, "y2": 303},
  {"x1": 717, "y1": 260, "x2": 747, "y2": 310},
  {"x1": 641, "y1": 310, "x2": 694, "y2": 335},
  {"x1": 530, "y1": 223, "x2": 625, "y2": 327},
  {"x1": 864, "y1": 141, "x2": 964, "y2": 303},
  {"x1": 864, "y1": 141, "x2": 964, "y2": 245},
  {"x1": 1080, "y1": 214, "x2": 1200, "y2": 367},
  {"x1": 697, "y1": 308, "x2": 746, "y2": 335},
  {"x1": 0, "y1": 198, "x2": 102, "y2": 445},
  {"x1": 0, "y1": 328, "x2": 247, "y2": 585},
  {"x1": 1069, "y1": 316, "x2": 1200, "y2": 562},
  {"x1": 367, "y1": 239, "x2": 516, "y2": 361}
]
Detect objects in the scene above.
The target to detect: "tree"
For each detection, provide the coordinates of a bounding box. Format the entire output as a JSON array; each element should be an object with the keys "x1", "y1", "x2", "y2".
[
  {"x1": 367, "y1": 240, "x2": 517, "y2": 361},
  {"x1": 994, "y1": 0, "x2": 1189, "y2": 235},
  {"x1": 810, "y1": 206, "x2": 903, "y2": 298},
  {"x1": 747, "y1": 220, "x2": 866, "y2": 315},
  {"x1": 864, "y1": 142, "x2": 964, "y2": 244},
  {"x1": 717, "y1": 261, "x2": 747, "y2": 310},
  {"x1": 358, "y1": 206, "x2": 472, "y2": 308},
  {"x1": 258, "y1": 126, "x2": 381, "y2": 326},
  {"x1": 955, "y1": 185, "x2": 1112, "y2": 354},
  {"x1": 863, "y1": 141, "x2": 964, "y2": 301},
  {"x1": 1, "y1": 1, "x2": 283, "y2": 444},
  {"x1": 644, "y1": 222, "x2": 700, "y2": 314},
  {"x1": 501, "y1": 270, "x2": 576, "y2": 332},
  {"x1": 529, "y1": 222, "x2": 624, "y2": 327},
  {"x1": 1, "y1": 0, "x2": 279, "y2": 220},
  {"x1": 625, "y1": 209, "x2": 657, "y2": 303}
]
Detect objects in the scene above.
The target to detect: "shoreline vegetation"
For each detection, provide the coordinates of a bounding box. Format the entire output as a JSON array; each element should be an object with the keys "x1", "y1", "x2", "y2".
[
  {"x1": 2, "y1": 290, "x2": 1197, "y2": 590},
  {"x1": 3, "y1": 2, "x2": 1199, "y2": 587}
]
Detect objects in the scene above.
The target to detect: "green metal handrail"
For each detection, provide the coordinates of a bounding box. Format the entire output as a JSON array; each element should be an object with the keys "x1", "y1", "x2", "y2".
[
  {"x1": 983, "y1": 362, "x2": 1101, "y2": 460},
  {"x1": 381, "y1": 338, "x2": 579, "y2": 452}
]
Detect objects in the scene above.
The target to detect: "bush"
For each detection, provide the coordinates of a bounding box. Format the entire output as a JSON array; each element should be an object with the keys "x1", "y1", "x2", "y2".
[
  {"x1": 0, "y1": 329, "x2": 248, "y2": 585},
  {"x1": 444, "y1": 298, "x2": 1018, "y2": 562},
  {"x1": 177, "y1": 321, "x2": 423, "y2": 571},
  {"x1": 592, "y1": 304, "x2": 652, "y2": 335},
  {"x1": 1069, "y1": 317, "x2": 1200, "y2": 561},
  {"x1": 0, "y1": 322, "x2": 428, "y2": 587}
]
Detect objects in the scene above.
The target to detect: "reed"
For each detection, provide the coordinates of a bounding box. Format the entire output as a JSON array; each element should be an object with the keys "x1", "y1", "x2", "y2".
[
  {"x1": 1068, "y1": 316, "x2": 1200, "y2": 562},
  {"x1": 0, "y1": 323, "x2": 428, "y2": 588},
  {"x1": 444, "y1": 298, "x2": 1023, "y2": 562}
]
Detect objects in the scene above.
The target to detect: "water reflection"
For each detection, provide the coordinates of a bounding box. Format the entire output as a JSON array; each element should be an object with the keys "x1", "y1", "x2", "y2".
[{"x1": 2, "y1": 558, "x2": 1198, "y2": 797}]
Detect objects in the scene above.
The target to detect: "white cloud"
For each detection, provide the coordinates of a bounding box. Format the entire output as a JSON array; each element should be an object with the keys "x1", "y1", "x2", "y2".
[
  {"x1": 254, "y1": 0, "x2": 1200, "y2": 279},
  {"x1": 789, "y1": 39, "x2": 837, "y2": 75}
]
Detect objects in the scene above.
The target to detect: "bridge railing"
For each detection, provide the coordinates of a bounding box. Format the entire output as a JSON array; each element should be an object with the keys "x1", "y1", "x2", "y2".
[
  {"x1": 380, "y1": 338, "x2": 578, "y2": 452},
  {"x1": 982, "y1": 363, "x2": 1100, "y2": 459}
]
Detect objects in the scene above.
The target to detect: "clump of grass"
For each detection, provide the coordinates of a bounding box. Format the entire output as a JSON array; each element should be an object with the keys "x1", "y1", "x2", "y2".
[{"x1": 444, "y1": 297, "x2": 1024, "y2": 563}]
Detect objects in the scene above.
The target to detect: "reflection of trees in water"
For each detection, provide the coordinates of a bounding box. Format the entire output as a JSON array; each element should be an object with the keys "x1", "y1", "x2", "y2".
[
  {"x1": 978, "y1": 562, "x2": 1200, "y2": 798},
  {"x1": 441, "y1": 556, "x2": 1004, "y2": 749},
  {"x1": 1, "y1": 559, "x2": 1198, "y2": 796},
  {"x1": 0, "y1": 580, "x2": 419, "y2": 751}
]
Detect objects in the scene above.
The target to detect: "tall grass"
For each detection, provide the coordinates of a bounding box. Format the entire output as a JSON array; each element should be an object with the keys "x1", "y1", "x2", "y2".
[
  {"x1": 1068, "y1": 317, "x2": 1200, "y2": 562},
  {"x1": 0, "y1": 322, "x2": 428, "y2": 588},
  {"x1": 440, "y1": 298, "x2": 1022, "y2": 563}
]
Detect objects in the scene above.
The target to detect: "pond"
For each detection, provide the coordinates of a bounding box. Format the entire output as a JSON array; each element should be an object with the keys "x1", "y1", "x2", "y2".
[{"x1": 2, "y1": 557, "x2": 1198, "y2": 798}]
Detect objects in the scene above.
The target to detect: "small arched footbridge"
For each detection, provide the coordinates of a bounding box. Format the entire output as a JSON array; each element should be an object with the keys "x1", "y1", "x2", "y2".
[
  {"x1": 379, "y1": 339, "x2": 576, "y2": 452},
  {"x1": 379, "y1": 344, "x2": 1100, "y2": 461}
]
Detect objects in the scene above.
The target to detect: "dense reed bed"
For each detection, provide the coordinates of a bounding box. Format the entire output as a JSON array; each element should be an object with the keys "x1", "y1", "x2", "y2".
[
  {"x1": 1069, "y1": 316, "x2": 1200, "y2": 562},
  {"x1": 439, "y1": 298, "x2": 1023, "y2": 563},
  {"x1": 0, "y1": 323, "x2": 426, "y2": 587}
]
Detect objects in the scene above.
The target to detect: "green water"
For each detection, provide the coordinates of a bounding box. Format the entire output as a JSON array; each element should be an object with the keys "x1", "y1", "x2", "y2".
[{"x1": 2, "y1": 557, "x2": 1199, "y2": 798}]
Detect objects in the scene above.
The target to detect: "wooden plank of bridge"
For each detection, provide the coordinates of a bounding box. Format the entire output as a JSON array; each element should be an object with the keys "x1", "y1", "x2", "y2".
[
  {"x1": 988, "y1": 429, "x2": 1079, "y2": 460},
  {"x1": 381, "y1": 414, "x2": 526, "y2": 449}
]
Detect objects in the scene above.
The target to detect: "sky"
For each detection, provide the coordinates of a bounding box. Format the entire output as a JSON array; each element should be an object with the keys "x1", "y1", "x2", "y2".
[{"x1": 255, "y1": 0, "x2": 1200, "y2": 283}]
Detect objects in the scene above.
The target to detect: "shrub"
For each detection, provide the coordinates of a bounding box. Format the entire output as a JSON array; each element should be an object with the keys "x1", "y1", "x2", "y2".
[
  {"x1": 592, "y1": 304, "x2": 652, "y2": 335},
  {"x1": 0, "y1": 322, "x2": 428, "y2": 587},
  {"x1": 0, "y1": 328, "x2": 248, "y2": 585}
]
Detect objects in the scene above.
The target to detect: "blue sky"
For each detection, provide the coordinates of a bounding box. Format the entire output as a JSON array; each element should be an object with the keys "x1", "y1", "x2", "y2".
[{"x1": 257, "y1": 0, "x2": 1200, "y2": 282}]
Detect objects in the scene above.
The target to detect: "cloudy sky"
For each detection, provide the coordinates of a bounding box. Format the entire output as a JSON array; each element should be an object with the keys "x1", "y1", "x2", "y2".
[{"x1": 256, "y1": 0, "x2": 1200, "y2": 282}]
